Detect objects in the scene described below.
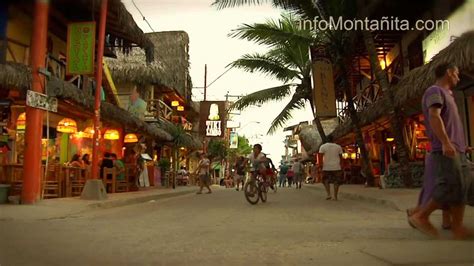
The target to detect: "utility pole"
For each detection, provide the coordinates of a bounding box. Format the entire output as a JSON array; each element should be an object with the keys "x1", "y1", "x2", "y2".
[{"x1": 204, "y1": 64, "x2": 207, "y2": 101}]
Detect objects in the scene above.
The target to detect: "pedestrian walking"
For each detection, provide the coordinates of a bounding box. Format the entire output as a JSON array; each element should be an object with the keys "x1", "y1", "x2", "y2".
[
  {"x1": 293, "y1": 158, "x2": 303, "y2": 189},
  {"x1": 278, "y1": 162, "x2": 289, "y2": 187},
  {"x1": 233, "y1": 156, "x2": 246, "y2": 191},
  {"x1": 286, "y1": 168, "x2": 294, "y2": 187},
  {"x1": 408, "y1": 63, "x2": 473, "y2": 239},
  {"x1": 319, "y1": 135, "x2": 343, "y2": 200},
  {"x1": 195, "y1": 153, "x2": 212, "y2": 194}
]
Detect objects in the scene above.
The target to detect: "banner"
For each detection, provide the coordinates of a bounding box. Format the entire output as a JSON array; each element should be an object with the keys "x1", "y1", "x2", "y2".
[
  {"x1": 229, "y1": 132, "x2": 238, "y2": 149},
  {"x1": 312, "y1": 59, "x2": 336, "y2": 118},
  {"x1": 67, "y1": 22, "x2": 96, "y2": 75}
]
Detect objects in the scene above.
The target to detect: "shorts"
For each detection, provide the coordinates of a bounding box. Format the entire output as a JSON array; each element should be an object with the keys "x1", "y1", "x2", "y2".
[
  {"x1": 233, "y1": 174, "x2": 244, "y2": 182},
  {"x1": 199, "y1": 173, "x2": 210, "y2": 185},
  {"x1": 431, "y1": 153, "x2": 470, "y2": 206},
  {"x1": 323, "y1": 171, "x2": 343, "y2": 185},
  {"x1": 294, "y1": 173, "x2": 304, "y2": 182}
]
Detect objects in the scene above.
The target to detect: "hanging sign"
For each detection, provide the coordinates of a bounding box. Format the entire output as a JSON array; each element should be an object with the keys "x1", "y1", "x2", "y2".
[
  {"x1": 199, "y1": 101, "x2": 227, "y2": 138},
  {"x1": 311, "y1": 46, "x2": 336, "y2": 118},
  {"x1": 229, "y1": 132, "x2": 238, "y2": 149},
  {"x1": 26, "y1": 90, "x2": 58, "y2": 112},
  {"x1": 66, "y1": 22, "x2": 96, "y2": 75}
]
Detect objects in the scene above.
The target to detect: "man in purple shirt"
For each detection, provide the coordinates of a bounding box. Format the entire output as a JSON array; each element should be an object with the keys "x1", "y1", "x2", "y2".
[{"x1": 408, "y1": 63, "x2": 472, "y2": 239}]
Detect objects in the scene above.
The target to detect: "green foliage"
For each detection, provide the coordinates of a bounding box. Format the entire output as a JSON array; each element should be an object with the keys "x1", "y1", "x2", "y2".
[
  {"x1": 228, "y1": 135, "x2": 253, "y2": 161},
  {"x1": 158, "y1": 158, "x2": 171, "y2": 172},
  {"x1": 228, "y1": 13, "x2": 316, "y2": 134},
  {"x1": 207, "y1": 139, "x2": 228, "y2": 161}
]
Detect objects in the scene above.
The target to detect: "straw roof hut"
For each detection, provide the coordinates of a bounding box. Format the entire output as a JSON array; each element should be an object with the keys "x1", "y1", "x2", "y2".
[
  {"x1": 331, "y1": 30, "x2": 474, "y2": 140},
  {"x1": 0, "y1": 62, "x2": 172, "y2": 141},
  {"x1": 298, "y1": 118, "x2": 340, "y2": 155},
  {"x1": 107, "y1": 31, "x2": 191, "y2": 98}
]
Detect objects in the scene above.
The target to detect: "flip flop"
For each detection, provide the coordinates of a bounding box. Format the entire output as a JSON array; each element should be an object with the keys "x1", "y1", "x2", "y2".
[
  {"x1": 406, "y1": 209, "x2": 416, "y2": 229},
  {"x1": 442, "y1": 224, "x2": 452, "y2": 230},
  {"x1": 408, "y1": 216, "x2": 439, "y2": 238}
]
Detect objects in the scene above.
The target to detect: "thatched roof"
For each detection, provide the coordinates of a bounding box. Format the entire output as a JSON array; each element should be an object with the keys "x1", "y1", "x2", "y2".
[
  {"x1": 331, "y1": 30, "x2": 474, "y2": 140},
  {"x1": 0, "y1": 62, "x2": 31, "y2": 90},
  {"x1": 107, "y1": 31, "x2": 191, "y2": 98},
  {"x1": 0, "y1": 62, "x2": 172, "y2": 141},
  {"x1": 106, "y1": 48, "x2": 167, "y2": 85},
  {"x1": 298, "y1": 118, "x2": 340, "y2": 155}
]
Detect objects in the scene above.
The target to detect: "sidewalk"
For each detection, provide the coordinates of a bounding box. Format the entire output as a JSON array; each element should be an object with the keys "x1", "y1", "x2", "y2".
[
  {"x1": 0, "y1": 186, "x2": 197, "y2": 221},
  {"x1": 305, "y1": 183, "x2": 474, "y2": 216}
]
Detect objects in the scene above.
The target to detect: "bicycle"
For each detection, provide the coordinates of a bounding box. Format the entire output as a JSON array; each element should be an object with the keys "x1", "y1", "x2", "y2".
[{"x1": 244, "y1": 173, "x2": 270, "y2": 205}]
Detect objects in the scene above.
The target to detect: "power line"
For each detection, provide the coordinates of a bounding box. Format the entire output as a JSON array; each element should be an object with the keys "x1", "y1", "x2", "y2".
[
  {"x1": 131, "y1": 0, "x2": 155, "y2": 32},
  {"x1": 207, "y1": 66, "x2": 233, "y2": 88}
]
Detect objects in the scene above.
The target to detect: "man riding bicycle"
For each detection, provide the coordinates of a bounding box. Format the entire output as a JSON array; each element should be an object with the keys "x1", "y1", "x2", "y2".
[{"x1": 246, "y1": 144, "x2": 275, "y2": 189}]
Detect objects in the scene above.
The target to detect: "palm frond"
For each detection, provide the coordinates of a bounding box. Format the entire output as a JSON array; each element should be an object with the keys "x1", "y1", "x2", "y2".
[
  {"x1": 232, "y1": 84, "x2": 293, "y2": 110},
  {"x1": 212, "y1": 0, "x2": 269, "y2": 9},
  {"x1": 229, "y1": 14, "x2": 313, "y2": 47},
  {"x1": 228, "y1": 53, "x2": 301, "y2": 82},
  {"x1": 212, "y1": 0, "x2": 319, "y2": 19},
  {"x1": 267, "y1": 44, "x2": 310, "y2": 74},
  {"x1": 267, "y1": 96, "x2": 306, "y2": 134}
]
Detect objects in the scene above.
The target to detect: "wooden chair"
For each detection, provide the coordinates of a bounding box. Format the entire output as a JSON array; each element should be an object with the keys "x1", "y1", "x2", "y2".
[
  {"x1": 102, "y1": 167, "x2": 116, "y2": 193},
  {"x1": 70, "y1": 167, "x2": 86, "y2": 197},
  {"x1": 10, "y1": 166, "x2": 24, "y2": 196},
  {"x1": 42, "y1": 164, "x2": 61, "y2": 199},
  {"x1": 115, "y1": 167, "x2": 128, "y2": 193}
]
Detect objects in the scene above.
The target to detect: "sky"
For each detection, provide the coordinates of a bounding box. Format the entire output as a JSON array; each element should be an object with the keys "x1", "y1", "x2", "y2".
[{"x1": 123, "y1": 0, "x2": 314, "y2": 163}]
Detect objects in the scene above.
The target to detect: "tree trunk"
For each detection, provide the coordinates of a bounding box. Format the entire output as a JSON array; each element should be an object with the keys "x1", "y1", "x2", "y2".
[
  {"x1": 361, "y1": 29, "x2": 412, "y2": 187},
  {"x1": 309, "y1": 98, "x2": 327, "y2": 143}
]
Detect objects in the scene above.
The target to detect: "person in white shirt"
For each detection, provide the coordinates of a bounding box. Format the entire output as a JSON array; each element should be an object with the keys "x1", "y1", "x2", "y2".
[
  {"x1": 318, "y1": 136, "x2": 343, "y2": 200},
  {"x1": 246, "y1": 144, "x2": 271, "y2": 189},
  {"x1": 195, "y1": 153, "x2": 212, "y2": 194}
]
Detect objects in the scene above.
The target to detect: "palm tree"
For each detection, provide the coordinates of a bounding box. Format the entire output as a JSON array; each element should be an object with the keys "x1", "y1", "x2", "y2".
[
  {"x1": 228, "y1": 14, "x2": 327, "y2": 141},
  {"x1": 214, "y1": 0, "x2": 376, "y2": 184}
]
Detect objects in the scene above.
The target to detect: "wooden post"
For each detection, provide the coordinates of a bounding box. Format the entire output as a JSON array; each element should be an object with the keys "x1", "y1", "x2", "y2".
[
  {"x1": 90, "y1": 0, "x2": 108, "y2": 180},
  {"x1": 22, "y1": 0, "x2": 49, "y2": 204}
]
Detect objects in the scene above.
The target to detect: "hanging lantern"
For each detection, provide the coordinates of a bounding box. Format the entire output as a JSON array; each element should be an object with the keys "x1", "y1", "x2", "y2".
[
  {"x1": 73, "y1": 131, "x2": 85, "y2": 139},
  {"x1": 124, "y1": 133, "x2": 138, "y2": 143},
  {"x1": 171, "y1": 100, "x2": 180, "y2": 107},
  {"x1": 57, "y1": 118, "x2": 77, "y2": 133},
  {"x1": 104, "y1": 129, "x2": 120, "y2": 140},
  {"x1": 16, "y1": 112, "x2": 26, "y2": 131},
  {"x1": 82, "y1": 127, "x2": 95, "y2": 138},
  {"x1": 177, "y1": 106, "x2": 184, "y2": 111}
]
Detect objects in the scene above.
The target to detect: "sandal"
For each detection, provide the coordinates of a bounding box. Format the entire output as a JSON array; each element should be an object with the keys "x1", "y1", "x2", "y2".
[{"x1": 326, "y1": 196, "x2": 332, "y2": 200}]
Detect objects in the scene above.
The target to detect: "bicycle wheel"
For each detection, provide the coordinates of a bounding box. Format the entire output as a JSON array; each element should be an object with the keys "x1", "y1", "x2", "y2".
[
  {"x1": 244, "y1": 181, "x2": 259, "y2": 205},
  {"x1": 259, "y1": 181, "x2": 268, "y2": 203}
]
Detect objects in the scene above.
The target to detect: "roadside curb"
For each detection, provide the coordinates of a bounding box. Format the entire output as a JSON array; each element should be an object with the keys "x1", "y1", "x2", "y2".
[
  {"x1": 305, "y1": 184, "x2": 401, "y2": 211},
  {"x1": 88, "y1": 189, "x2": 196, "y2": 209}
]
